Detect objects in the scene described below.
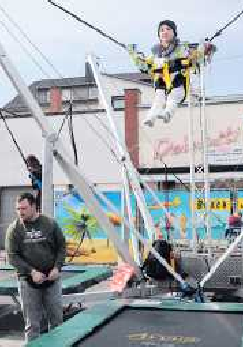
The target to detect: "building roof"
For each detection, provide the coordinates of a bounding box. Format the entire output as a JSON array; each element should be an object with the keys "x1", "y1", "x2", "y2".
[
  {"x1": 3, "y1": 72, "x2": 150, "y2": 112},
  {"x1": 105, "y1": 72, "x2": 152, "y2": 84},
  {"x1": 3, "y1": 70, "x2": 243, "y2": 112}
]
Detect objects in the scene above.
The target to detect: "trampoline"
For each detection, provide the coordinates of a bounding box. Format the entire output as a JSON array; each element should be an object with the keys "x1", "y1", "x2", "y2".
[
  {"x1": 0, "y1": 264, "x2": 112, "y2": 295},
  {"x1": 26, "y1": 300, "x2": 243, "y2": 347}
]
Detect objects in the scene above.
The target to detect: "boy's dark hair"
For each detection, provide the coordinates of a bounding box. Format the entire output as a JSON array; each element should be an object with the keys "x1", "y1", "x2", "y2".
[
  {"x1": 158, "y1": 20, "x2": 177, "y2": 37},
  {"x1": 17, "y1": 193, "x2": 37, "y2": 206}
]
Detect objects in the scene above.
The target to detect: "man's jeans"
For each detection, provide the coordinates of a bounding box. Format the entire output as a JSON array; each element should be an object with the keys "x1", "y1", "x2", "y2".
[{"x1": 18, "y1": 278, "x2": 63, "y2": 342}]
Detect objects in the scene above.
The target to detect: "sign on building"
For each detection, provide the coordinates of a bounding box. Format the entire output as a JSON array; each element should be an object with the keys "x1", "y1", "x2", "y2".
[{"x1": 139, "y1": 102, "x2": 243, "y2": 168}]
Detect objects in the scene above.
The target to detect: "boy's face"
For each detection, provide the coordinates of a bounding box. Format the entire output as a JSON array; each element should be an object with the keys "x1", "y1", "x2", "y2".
[{"x1": 159, "y1": 24, "x2": 174, "y2": 44}]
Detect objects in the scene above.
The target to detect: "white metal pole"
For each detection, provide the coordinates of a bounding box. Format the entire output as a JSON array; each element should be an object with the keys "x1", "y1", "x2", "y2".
[
  {"x1": 88, "y1": 54, "x2": 156, "y2": 242},
  {"x1": 121, "y1": 173, "x2": 126, "y2": 241},
  {"x1": 123, "y1": 169, "x2": 141, "y2": 265},
  {"x1": 200, "y1": 49, "x2": 211, "y2": 257},
  {"x1": 119, "y1": 168, "x2": 130, "y2": 265},
  {"x1": 188, "y1": 73, "x2": 197, "y2": 253},
  {"x1": 0, "y1": 45, "x2": 51, "y2": 136},
  {"x1": 118, "y1": 170, "x2": 128, "y2": 266},
  {"x1": 42, "y1": 134, "x2": 55, "y2": 217},
  {"x1": 200, "y1": 228, "x2": 243, "y2": 287}
]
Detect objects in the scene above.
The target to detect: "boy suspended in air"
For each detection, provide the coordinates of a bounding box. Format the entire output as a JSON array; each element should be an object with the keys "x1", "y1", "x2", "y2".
[{"x1": 128, "y1": 20, "x2": 216, "y2": 127}]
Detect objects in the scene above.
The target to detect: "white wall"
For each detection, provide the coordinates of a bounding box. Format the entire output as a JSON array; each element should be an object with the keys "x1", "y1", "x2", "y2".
[
  {"x1": 0, "y1": 73, "x2": 153, "y2": 187},
  {"x1": 1, "y1": 71, "x2": 243, "y2": 188},
  {"x1": 139, "y1": 101, "x2": 243, "y2": 168},
  {"x1": 0, "y1": 113, "x2": 125, "y2": 186}
]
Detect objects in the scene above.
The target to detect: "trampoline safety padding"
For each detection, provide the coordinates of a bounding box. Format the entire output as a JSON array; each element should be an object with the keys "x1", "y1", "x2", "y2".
[
  {"x1": 26, "y1": 300, "x2": 243, "y2": 347},
  {"x1": 0, "y1": 264, "x2": 112, "y2": 295}
]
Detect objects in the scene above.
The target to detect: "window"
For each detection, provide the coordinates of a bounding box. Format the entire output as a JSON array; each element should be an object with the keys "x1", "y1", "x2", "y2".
[
  {"x1": 88, "y1": 87, "x2": 99, "y2": 99},
  {"x1": 62, "y1": 88, "x2": 72, "y2": 101},
  {"x1": 111, "y1": 96, "x2": 125, "y2": 110},
  {"x1": 62, "y1": 87, "x2": 89, "y2": 101},
  {"x1": 37, "y1": 89, "x2": 50, "y2": 104},
  {"x1": 72, "y1": 87, "x2": 88, "y2": 100}
]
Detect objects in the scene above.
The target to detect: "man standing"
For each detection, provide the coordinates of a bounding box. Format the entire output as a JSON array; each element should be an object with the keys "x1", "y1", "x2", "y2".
[{"x1": 5, "y1": 193, "x2": 66, "y2": 342}]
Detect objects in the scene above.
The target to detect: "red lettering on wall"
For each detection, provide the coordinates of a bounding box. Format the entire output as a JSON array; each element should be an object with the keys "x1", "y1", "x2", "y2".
[{"x1": 153, "y1": 126, "x2": 241, "y2": 159}]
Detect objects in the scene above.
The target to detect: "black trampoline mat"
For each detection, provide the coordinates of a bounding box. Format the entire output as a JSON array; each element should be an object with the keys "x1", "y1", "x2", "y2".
[{"x1": 76, "y1": 308, "x2": 243, "y2": 347}]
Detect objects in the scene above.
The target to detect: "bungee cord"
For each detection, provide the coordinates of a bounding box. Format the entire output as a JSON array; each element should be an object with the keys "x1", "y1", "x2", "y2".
[
  {"x1": 46, "y1": 0, "x2": 243, "y2": 49},
  {"x1": 46, "y1": 0, "x2": 127, "y2": 50},
  {"x1": 208, "y1": 9, "x2": 243, "y2": 42}
]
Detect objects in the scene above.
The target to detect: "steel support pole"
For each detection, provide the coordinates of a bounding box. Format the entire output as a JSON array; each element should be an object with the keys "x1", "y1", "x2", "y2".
[
  {"x1": 188, "y1": 74, "x2": 197, "y2": 253},
  {"x1": 42, "y1": 133, "x2": 56, "y2": 217},
  {"x1": 88, "y1": 54, "x2": 156, "y2": 242},
  {"x1": 200, "y1": 54, "x2": 211, "y2": 258}
]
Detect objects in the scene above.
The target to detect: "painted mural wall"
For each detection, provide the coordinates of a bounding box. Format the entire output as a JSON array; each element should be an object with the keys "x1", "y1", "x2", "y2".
[{"x1": 55, "y1": 189, "x2": 234, "y2": 241}]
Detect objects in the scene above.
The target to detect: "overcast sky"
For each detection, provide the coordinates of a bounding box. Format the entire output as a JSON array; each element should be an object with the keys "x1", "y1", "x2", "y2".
[{"x1": 0, "y1": 0, "x2": 242, "y2": 106}]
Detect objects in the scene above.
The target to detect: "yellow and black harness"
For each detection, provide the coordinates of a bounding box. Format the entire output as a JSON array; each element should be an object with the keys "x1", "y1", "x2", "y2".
[
  {"x1": 150, "y1": 57, "x2": 192, "y2": 97},
  {"x1": 129, "y1": 45, "x2": 200, "y2": 99}
]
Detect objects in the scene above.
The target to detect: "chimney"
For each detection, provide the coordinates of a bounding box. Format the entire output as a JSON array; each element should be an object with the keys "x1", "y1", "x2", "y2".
[
  {"x1": 124, "y1": 89, "x2": 140, "y2": 168},
  {"x1": 49, "y1": 87, "x2": 62, "y2": 113},
  {"x1": 85, "y1": 62, "x2": 95, "y2": 83}
]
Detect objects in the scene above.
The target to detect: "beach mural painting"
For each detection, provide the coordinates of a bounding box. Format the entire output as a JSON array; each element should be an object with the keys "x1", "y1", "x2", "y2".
[{"x1": 54, "y1": 188, "x2": 232, "y2": 262}]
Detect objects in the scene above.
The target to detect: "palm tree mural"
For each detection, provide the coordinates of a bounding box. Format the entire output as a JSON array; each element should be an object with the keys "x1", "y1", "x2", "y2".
[
  {"x1": 62, "y1": 204, "x2": 99, "y2": 258},
  {"x1": 62, "y1": 204, "x2": 122, "y2": 256}
]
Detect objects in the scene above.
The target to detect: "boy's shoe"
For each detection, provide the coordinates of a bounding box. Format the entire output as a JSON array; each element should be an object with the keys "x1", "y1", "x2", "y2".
[
  {"x1": 143, "y1": 116, "x2": 156, "y2": 127},
  {"x1": 157, "y1": 111, "x2": 172, "y2": 123},
  {"x1": 157, "y1": 112, "x2": 165, "y2": 120},
  {"x1": 162, "y1": 111, "x2": 172, "y2": 123}
]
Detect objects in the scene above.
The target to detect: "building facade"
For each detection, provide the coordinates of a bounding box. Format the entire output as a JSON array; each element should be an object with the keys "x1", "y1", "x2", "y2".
[{"x1": 0, "y1": 63, "x2": 243, "y2": 247}]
